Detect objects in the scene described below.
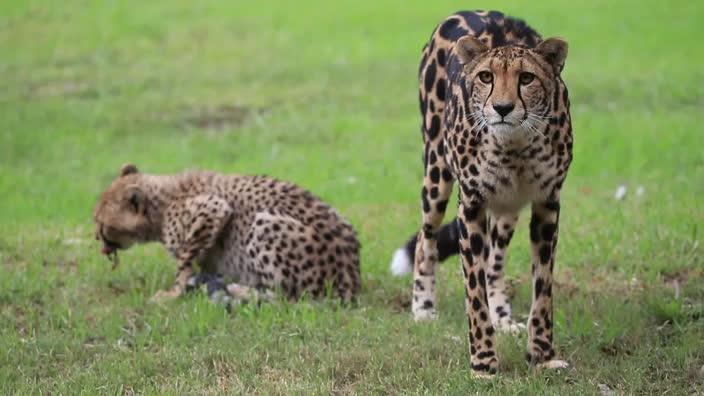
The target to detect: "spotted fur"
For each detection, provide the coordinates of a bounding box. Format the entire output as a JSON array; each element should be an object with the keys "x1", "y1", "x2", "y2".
[
  {"x1": 93, "y1": 165, "x2": 361, "y2": 304},
  {"x1": 404, "y1": 10, "x2": 573, "y2": 376}
]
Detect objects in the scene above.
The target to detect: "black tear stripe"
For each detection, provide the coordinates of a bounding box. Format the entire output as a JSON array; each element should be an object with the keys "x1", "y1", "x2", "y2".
[
  {"x1": 536, "y1": 79, "x2": 549, "y2": 114},
  {"x1": 516, "y1": 59, "x2": 527, "y2": 121},
  {"x1": 517, "y1": 69, "x2": 528, "y2": 122},
  {"x1": 482, "y1": 61, "x2": 495, "y2": 121},
  {"x1": 468, "y1": 80, "x2": 475, "y2": 105},
  {"x1": 460, "y1": 80, "x2": 471, "y2": 117},
  {"x1": 467, "y1": 81, "x2": 478, "y2": 124}
]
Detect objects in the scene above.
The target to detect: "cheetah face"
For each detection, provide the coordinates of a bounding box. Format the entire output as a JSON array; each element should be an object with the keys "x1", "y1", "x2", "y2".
[
  {"x1": 456, "y1": 36, "x2": 568, "y2": 141},
  {"x1": 93, "y1": 164, "x2": 151, "y2": 256}
]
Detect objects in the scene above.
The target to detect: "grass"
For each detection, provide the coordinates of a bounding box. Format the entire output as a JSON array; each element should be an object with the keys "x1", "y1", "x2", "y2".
[{"x1": 1, "y1": 0, "x2": 703, "y2": 393}]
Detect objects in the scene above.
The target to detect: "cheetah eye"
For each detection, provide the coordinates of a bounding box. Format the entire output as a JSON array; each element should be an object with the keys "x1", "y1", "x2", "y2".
[
  {"x1": 478, "y1": 71, "x2": 493, "y2": 84},
  {"x1": 519, "y1": 72, "x2": 535, "y2": 85}
]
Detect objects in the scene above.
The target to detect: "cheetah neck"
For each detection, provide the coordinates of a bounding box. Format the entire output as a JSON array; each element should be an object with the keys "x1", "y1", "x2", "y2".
[
  {"x1": 474, "y1": 125, "x2": 547, "y2": 157},
  {"x1": 132, "y1": 172, "x2": 217, "y2": 242}
]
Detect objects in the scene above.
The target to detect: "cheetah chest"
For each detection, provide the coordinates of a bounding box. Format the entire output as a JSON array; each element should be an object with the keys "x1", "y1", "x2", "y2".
[{"x1": 456, "y1": 143, "x2": 558, "y2": 214}]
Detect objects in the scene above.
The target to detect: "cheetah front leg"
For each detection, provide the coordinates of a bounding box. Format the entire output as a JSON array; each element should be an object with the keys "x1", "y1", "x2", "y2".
[
  {"x1": 151, "y1": 194, "x2": 233, "y2": 302},
  {"x1": 486, "y1": 212, "x2": 525, "y2": 335},
  {"x1": 458, "y1": 199, "x2": 498, "y2": 377},
  {"x1": 151, "y1": 262, "x2": 195, "y2": 302},
  {"x1": 526, "y1": 198, "x2": 568, "y2": 369}
]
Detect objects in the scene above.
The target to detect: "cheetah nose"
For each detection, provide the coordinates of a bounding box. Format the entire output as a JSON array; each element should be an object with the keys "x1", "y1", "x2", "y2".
[{"x1": 492, "y1": 102, "x2": 515, "y2": 117}]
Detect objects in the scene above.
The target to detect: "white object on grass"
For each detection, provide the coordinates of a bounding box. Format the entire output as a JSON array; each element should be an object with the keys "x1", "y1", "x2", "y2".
[
  {"x1": 390, "y1": 248, "x2": 412, "y2": 276},
  {"x1": 614, "y1": 185, "x2": 627, "y2": 200}
]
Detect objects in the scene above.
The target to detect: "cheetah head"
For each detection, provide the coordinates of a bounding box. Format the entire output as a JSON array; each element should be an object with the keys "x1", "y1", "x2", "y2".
[
  {"x1": 456, "y1": 36, "x2": 568, "y2": 141},
  {"x1": 93, "y1": 164, "x2": 153, "y2": 262}
]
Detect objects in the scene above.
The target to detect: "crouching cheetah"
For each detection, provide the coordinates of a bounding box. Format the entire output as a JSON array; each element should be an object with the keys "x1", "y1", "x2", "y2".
[
  {"x1": 93, "y1": 164, "x2": 361, "y2": 304},
  {"x1": 394, "y1": 10, "x2": 573, "y2": 376}
]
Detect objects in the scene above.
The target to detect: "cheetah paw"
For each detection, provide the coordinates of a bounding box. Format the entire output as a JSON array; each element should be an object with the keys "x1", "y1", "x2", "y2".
[
  {"x1": 495, "y1": 320, "x2": 526, "y2": 336},
  {"x1": 471, "y1": 370, "x2": 496, "y2": 380},
  {"x1": 536, "y1": 360, "x2": 569, "y2": 370},
  {"x1": 412, "y1": 308, "x2": 438, "y2": 322},
  {"x1": 149, "y1": 289, "x2": 182, "y2": 303}
]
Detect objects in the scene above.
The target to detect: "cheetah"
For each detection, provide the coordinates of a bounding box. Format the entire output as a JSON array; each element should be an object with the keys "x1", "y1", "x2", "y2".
[
  {"x1": 93, "y1": 164, "x2": 361, "y2": 304},
  {"x1": 391, "y1": 10, "x2": 573, "y2": 376}
]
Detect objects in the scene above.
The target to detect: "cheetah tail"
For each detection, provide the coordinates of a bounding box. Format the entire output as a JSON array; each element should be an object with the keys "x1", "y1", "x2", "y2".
[{"x1": 389, "y1": 219, "x2": 459, "y2": 276}]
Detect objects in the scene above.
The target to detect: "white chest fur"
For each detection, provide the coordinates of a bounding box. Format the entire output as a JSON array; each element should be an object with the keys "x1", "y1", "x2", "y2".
[{"x1": 473, "y1": 136, "x2": 557, "y2": 214}]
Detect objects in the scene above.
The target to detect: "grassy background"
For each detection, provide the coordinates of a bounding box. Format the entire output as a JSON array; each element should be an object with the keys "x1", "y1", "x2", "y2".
[{"x1": 1, "y1": 0, "x2": 703, "y2": 393}]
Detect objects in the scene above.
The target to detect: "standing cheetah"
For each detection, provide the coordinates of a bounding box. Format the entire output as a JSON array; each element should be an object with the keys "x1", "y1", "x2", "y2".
[
  {"x1": 93, "y1": 164, "x2": 361, "y2": 304},
  {"x1": 392, "y1": 10, "x2": 573, "y2": 376}
]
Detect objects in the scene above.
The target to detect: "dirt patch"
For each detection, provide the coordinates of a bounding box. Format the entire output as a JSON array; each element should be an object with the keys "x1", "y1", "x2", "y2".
[{"x1": 183, "y1": 104, "x2": 264, "y2": 132}]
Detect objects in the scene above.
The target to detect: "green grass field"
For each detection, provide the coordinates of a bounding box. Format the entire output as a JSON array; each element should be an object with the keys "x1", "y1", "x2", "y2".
[{"x1": 1, "y1": 0, "x2": 703, "y2": 394}]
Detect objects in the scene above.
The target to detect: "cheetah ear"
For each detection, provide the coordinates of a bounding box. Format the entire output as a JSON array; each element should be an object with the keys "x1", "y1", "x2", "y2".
[
  {"x1": 535, "y1": 38, "x2": 568, "y2": 74},
  {"x1": 125, "y1": 184, "x2": 145, "y2": 214},
  {"x1": 120, "y1": 163, "x2": 139, "y2": 177},
  {"x1": 456, "y1": 36, "x2": 489, "y2": 64}
]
